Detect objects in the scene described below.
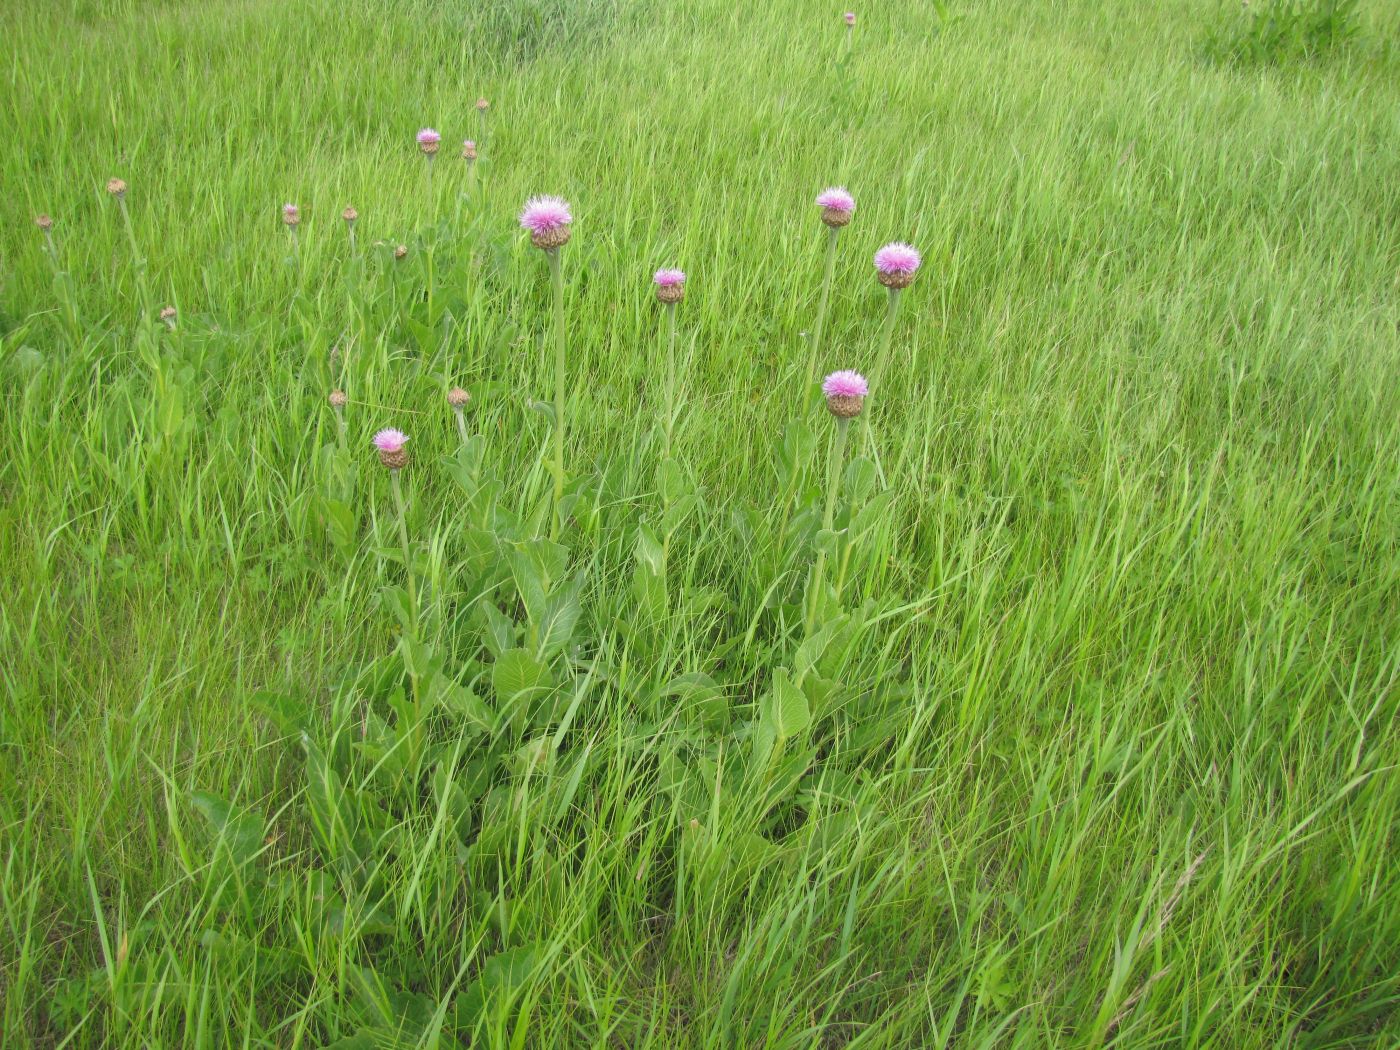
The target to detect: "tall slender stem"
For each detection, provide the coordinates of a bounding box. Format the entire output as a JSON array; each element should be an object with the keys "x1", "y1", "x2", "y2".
[
  {"x1": 548, "y1": 248, "x2": 567, "y2": 537},
  {"x1": 806, "y1": 416, "x2": 849, "y2": 634},
  {"x1": 664, "y1": 301, "x2": 677, "y2": 460},
  {"x1": 808, "y1": 225, "x2": 840, "y2": 383},
  {"x1": 391, "y1": 469, "x2": 416, "y2": 617},
  {"x1": 871, "y1": 286, "x2": 902, "y2": 395},
  {"x1": 453, "y1": 408, "x2": 469, "y2": 447}
]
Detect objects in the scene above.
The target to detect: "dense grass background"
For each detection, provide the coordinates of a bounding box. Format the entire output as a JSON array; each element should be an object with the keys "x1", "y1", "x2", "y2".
[{"x1": 2, "y1": 0, "x2": 1398, "y2": 1045}]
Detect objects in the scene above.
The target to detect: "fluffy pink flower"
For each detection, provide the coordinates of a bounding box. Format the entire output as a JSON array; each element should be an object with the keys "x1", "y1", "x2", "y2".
[
  {"x1": 844, "y1": 12, "x2": 856, "y2": 25},
  {"x1": 417, "y1": 128, "x2": 441, "y2": 146},
  {"x1": 653, "y1": 268, "x2": 685, "y2": 287},
  {"x1": 372, "y1": 428, "x2": 409, "y2": 453},
  {"x1": 873, "y1": 242, "x2": 920, "y2": 275},
  {"x1": 822, "y1": 370, "x2": 869, "y2": 398},
  {"x1": 520, "y1": 195, "x2": 572, "y2": 233},
  {"x1": 520, "y1": 195, "x2": 573, "y2": 249},
  {"x1": 282, "y1": 203, "x2": 299, "y2": 225},
  {"x1": 815, "y1": 187, "x2": 855, "y2": 214}
]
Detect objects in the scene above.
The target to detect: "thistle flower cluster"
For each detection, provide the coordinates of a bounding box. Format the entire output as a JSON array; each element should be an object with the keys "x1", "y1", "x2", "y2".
[
  {"x1": 873, "y1": 242, "x2": 920, "y2": 288},
  {"x1": 654, "y1": 268, "x2": 686, "y2": 304},
  {"x1": 373, "y1": 428, "x2": 409, "y2": 470},
  {"x1": 417, "y1": 128, "x2": 441, "y2": 156},
  {"x1": 822, "y1": 370, "x2": 868, "y2": 419},
  {"x1": 519, "y1": 195, "x2": 572, "y2": 250},
  {"x1": 816, "y1": 186, "x2": 856, "y2": 228}
]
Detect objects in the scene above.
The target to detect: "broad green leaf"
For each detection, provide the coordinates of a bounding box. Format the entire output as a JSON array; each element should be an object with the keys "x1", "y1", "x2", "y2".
[
  {"x1": 190, "y1": 791, "x2": 265, "y2": 869},
  {"x1": 491, "y1": 648, "x2": 553, "y2": 705},
  {"x1": 767, "y1": 668, "x2": 811, "y2": 739}
]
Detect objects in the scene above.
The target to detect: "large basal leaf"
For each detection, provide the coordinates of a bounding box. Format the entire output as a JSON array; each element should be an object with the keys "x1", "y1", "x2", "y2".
[
  {"x1": 190, "y1": 791, "x2": 266, "y2": 870},
  {"x1": 765, "y1": 668, "x2": 811, "y2": 740},
  {"x1": 491, "y1": 648, "x2": 553, "y2": 706}
]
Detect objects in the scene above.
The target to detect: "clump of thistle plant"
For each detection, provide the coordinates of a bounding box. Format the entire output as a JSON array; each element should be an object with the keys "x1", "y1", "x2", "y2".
[
  {"x1": 870, "y1": 241, "x2": 919, "y2": 394},
  {"x1": 342, "y1": 206, "x2": 358, "y2": 251},
  {"x1": 807, "y1": 370, "x2": 868, "y2": 632},
  {"x1": 447, "y1": 386, "x2": 471, "y2": 447},
  {"x1": 520, "y1": 194, "x2": 573, "y2": 536},
  {"x1": 808, "y1": 187, "x2": 856, "y2": 382},
  {"x1": 654, "y1": 268, "x2": 686, "y2": 459}
]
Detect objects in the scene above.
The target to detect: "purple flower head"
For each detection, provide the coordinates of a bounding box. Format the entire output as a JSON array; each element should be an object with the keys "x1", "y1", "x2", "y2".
[
  {"x1": 417, "y1": 128, "x2": 441, "y2": 146},
  {"x1": 463, "y1": 138, "x2": 476, "y2": 150},
  {"x1": 874, "y1": 242, "x2": 920, "y2": 275},
  {"x1": 520, "y1": 195, "x2": 572, "y2": 234},
  {"x1": 844, "y1": 12, "x2": 856, "y2": 25},
  {"x1": 822, "y1": 370, "x2": 869, "y2": 398},
  {"x1": 372, "y1": 428, "x2": 409, "y2": 453},
  {"x1": 815, "y1": 187, "x2": 855, "y2": 214},
  {"x1": 282, "y1": 202, "x2": 299, "y2": 224},
  {"x1": 654, "y1": 268, "x2": 686, "y2": 287}
]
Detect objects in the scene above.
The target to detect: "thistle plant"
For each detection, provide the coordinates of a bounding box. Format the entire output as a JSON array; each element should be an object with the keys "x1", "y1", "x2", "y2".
[
  {"x1": 808, "y1": 187, "x2": 855, "y2": 383},
  {"x1": 159, "y1": 306, "x2": 177, "y2": 331},
  {"x1": 281, "y1": 202, "x2": 300, "y2": 256},
  {"x1": 373, "y1": 428, "x2": 414, "y2": 606},
  {"x1": 870, "y1": 241, "x2": 919, "y2": 394},
  {"x1": 654, "y1": 268, "x2": 686, "y2": 460},
  {"x1": 108, "y1": 178, "x2": 149, "y2": 308},
  {"x1": 476, "y1": 97, "x2": 489, "y2": 153},
  {"x1": 329, "y1": 389, "x2": 348, "y2": 446},
  {"x1": 520, "y1": 194, "x2": 573, "y2": 536},
  {"x1": 806, "y1": 370, "x2": 868, "y2": 633},
  {"x1": 447, "y1": 386, "x2": 471, "y2": 447},
  {"x1": 844, "y1": 11, "x2": 856, "y2": 56},
  {"x1": 342, "y1": 206, "x2": 358, "y2": 253},
  {"x1": 417, "y1": 128, "x2": 440, "y2": 208}
]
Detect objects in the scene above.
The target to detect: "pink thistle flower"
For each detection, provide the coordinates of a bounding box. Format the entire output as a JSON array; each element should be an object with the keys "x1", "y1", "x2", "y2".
[
  {"x1": 282, "y1": 203, "x2": 300, "y2": 227},
  {"x1": 417, "y1": 127, "x2": 441, "y2": 155},
  {"x1": 520, "y1": 194, "x2": 572, "y2": 250},
  {"x1": 816, "y1": 186, "x2": 855, "y2": 228},
  {"x1": 822, "y1": 369, "x2": 869, "y2": 418},
  {"x1": 462, "y1": 139, "x2": 478, "y2": 161},
  {"x1": 372, "y1": 428, "x2": 409, "y2": 469},
  {"x1": 873, "y1": 241, "x2": 920, "y2": 288},
  {"x1": 654, "y1": 268, "x2": 686, "y2": 304},
  {"x1": 844, "y1": 11, "x2": 856, "y2": 25}
]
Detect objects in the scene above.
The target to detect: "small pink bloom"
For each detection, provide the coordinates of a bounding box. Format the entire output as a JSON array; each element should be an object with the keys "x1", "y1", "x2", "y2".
[
  {"x1": 822, "y1": 370, "x2": 869, "y2": 398},
  {"x1": 417, "y1": 128, "x2": 441, "y2": 146},
  {"x1": 815, "y1": 187, "x2": 855, "y2": 214},
  {"x1": 463, "y1": 139, "x2": 476, "y2": 150},
  {"x1": 873, "y1": 242, "x2": 920, "y2": 275},
  {"x1": 844, "y1": 11, "x2": 856, "y2": 25},
  {"x1": 653, "y1": 268, "x2": 685, "y2": 287},
  {"x1": 372, "y1": 428, "x2": 409, "y2": 453},
  {"x1": 282, "y1": 203, "x2": 299, "y2": 224},
  {"x1": 519, "y1": 195, "x2": 572, "y2": 234}
]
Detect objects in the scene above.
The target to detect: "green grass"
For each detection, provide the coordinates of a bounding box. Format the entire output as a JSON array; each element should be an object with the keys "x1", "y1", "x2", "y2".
[{"x1": 2, "y1": 0, "x2": 1399, "y2": 1045}]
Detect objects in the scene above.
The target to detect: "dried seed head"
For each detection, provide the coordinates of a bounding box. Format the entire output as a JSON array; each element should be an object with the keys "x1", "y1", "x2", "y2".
[
  {"x1": 159, "y1": 305, "x2": 177, "y2": 326},
  {"x1": 106, "y1": 178, "x2": 128, "y2": 200},
  {"x1": 329, "y1": 389, "x2": 348, "y2": 409},
  {"x1": 342, "y1": 206, "x2": 358, "y2": 224},
  {"x1": 447, "y1": 386, "x2": 470, "y2": 409},
  {"x1": 394, "y1": 244, "x2": 408, "y2": 260},
  {"x1": 476, "y1": 97, "x2": 489, "y2": 112},
  {"x1": 34, "y1": 214, "x2": 53, "y2": 231}
]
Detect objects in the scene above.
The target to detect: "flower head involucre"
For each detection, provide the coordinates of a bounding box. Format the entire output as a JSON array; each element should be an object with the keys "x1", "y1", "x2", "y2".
[
  {"x1": 520, "y1": 195, "x2": 572, "y2": 250},
  {"x1": 873, "y1": 242, "x2": 920, "y2": 288},
  {"x1": 462, "y1": 139, "x2": 478, "y2": 161},
  {"x1": 417, "y1": 128, "x2": 441, "y2": 155},
  {"x1": 282, "y1": 203, "x2": 300, "y2": 227},
  {"x1": 654, "y1": 268, "x2": 686, "y2": 304},
  {"x1": 845, "y1": 11, "x2": 856, "y2": 25},
  {"x1": 816, "y1": 186, "x2": 856, "y2": 227},
  {"x1": 822, "y1": 369, "x2": 869, "y2": 418},
  {"x1": 373, "y1": 428, "x2": 409, "y2": 469}
]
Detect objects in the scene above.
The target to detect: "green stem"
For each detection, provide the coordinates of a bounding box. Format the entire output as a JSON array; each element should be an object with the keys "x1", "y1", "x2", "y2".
[
  {"x1": 808, "y1": 225, "x2": 840, "y2": 384},
  {"x1": 806, "y1": 416, "x2": 849, "y2": 635},
  {"x1": 454, "y1": 407, "x2": 469, "y2": 447},
  {"x1": 664, "y1": 301, "x2": 677, "y2": 461},
  {"x1": 391, "y1": 469, "x2": 416, "y2": 618},
  {"x1": 118, "y1": 199, "x2": 149, "y2": 313},
  {"x1": 871, "y1": 286, "x2": 902, "y2": 395},
  {"x1": 548, "y1": 248, "x2": 567, "y2": 538}
]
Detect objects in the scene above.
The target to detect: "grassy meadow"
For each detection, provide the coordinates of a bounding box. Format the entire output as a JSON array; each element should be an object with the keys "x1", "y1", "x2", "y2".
[{"x1": 2, "y1": 0, "x2": 1399, "y2": 1045}]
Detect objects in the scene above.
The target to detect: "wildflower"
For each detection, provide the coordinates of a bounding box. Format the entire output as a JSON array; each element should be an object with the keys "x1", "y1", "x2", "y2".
[
  {"x1": 520, "y1": 195, "x2": 572, "y2": 250},
  {"x1": 372, "y1": 428, "x2": 409, "y2": 470},
  {"x1": 816, "y1": 186, "x2": 855, "y2": 228},
  {"x1": 476, "y1": 98, "x2": 489, "y2": 112},
  {"x1": 654, "y1": 268, "x2": 686, "y2": 304},
  {"x1": 160, "y1": 305, "x2": 177, "y2": 329},
  {"x1": 342, "y1": 206, "x2": 358, "y2": 224},
  {"x1": 873, "y1": 242, "x2": 920, "y2": 288},
  {"x1": 462, "y1": 139, "x2": 477, "y2": 162},
  {"x1": 282, "y1": 203, "x2": 300, "y2": 227},
  {"x1": 106, "y1": 178, "x2": 128, "y2": 200},
  {"x1": 844, "y1": 11, "x2": 856, "y2": 25},
  {"x1": 329, "y1": 390, "x2": 348, "y2": 409},
  {"x1": 34, "y1": 214, "x2": 53, "y2": 231},
  {"x1": 822, "y1": 369, "x2": 868, "y2": 419},
  {"x1": 417, "y1": 128, "x2": 441, "y2": 156},
  {"x1": 447, "y1": 387, "x2": 470, "y2": 409},
  {"x1": 394, "y1": 244, "x2": 408, "y2": 260}
]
